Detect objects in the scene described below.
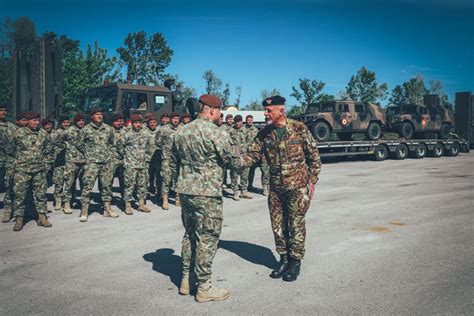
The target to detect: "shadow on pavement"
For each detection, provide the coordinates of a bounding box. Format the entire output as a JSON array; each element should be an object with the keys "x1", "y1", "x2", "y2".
[
  {"x1": 218, "y1": 240, "x2": 277, "y2": 269},
  {"x1": 143, "y1": 248, "x2": 182, "y2": 288}
]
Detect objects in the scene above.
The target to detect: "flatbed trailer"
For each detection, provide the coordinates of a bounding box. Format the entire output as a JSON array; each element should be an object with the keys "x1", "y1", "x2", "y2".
[{"x1": 317, "y1": 138, "x2": 470, "y2": 161}]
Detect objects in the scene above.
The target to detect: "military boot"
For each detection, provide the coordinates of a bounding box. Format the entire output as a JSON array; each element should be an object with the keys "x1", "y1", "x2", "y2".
[
  {"x1": 270, "y1": 254, "x2": 289, "y2": 279},
  {"x1": 37, "y1": 213, "x2": 52, "y2": 227},
  {"x1": 162, "y1": 194, "x2": 169, "y2": 210},
  {"x1": 13, "y1": 216, "x2": 24, "y2": 231},
  {"x1": 233, "y1": 191, "x2": 240, "y2": 201},
  {"x1": 54, "y1": 197, "x2": 62, "y2": 211},
  {"x1": 262, "y1": 186, "x2": 269, "y2": 196},
  {"x1": 125, "y1": 201, "x2": 134, "y2": 215},
  {"x1": 79, "y1": 204, "x2": 89, "y2": 222},
  {"x1": 179, "y1": 273, "x2": 190, "y2": 295},
  {"x1": 2, "y1": 206, "x2": 12, "y2": 223},
  {"x1": 175, "y1": 195, "x2": 181, "y2": 207},
  {"x1": 195, "y1": 280, "x2": 229, "y2": 303},
  {"x1": 241, "y1": 190, "x2": 253, "y2": 199},
  {"x1": 138, "y1": 199, "x2": 151, "y2": 213},
  {"x1": 282, "y1": 258, "x2": 301, "y2": 282},
  {"x1": 103, "y1": 202, "x2": 119, "y2": 218},
  {"x1": 63, "y1": 201, "x2": 73, "y2": 215}
]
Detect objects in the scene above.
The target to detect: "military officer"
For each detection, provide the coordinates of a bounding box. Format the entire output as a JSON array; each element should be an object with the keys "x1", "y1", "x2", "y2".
[
  {"x1": 160, "y1": 113, "x2": 170, "y2": 126},
  {"x1": 110, "y1": 113, "x2": 126, "y2": 200},
  {"x1": 181, "y1": 113, "x2": 191, "y2": 125},
  {"x1": 170, "y1": 94, "x2": 242, "y2": 302},
  {"x1": 242, "y1": 96, "x2": 322, "y2": 282},
  {"x1": 0, "y1": 104, "x2": 16, "y2": 223},
  {"x1": 11, "y1": 111, "x2": 53, "y2": 231},
  {"x1": 52, "y1": 115, "x2": 71, "y2": 211},
  {"x1": 229, "y1": 115, "x2": 253, "y2": 200}
]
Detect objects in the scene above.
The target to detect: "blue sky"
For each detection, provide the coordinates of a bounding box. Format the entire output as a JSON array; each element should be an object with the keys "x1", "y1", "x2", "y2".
[{"x1": 2, "y1": 0, "x2": 473, "y2": 106}]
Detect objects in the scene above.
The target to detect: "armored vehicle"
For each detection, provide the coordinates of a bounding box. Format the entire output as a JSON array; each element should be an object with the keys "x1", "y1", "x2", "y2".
[
  {"x1": 386, "y1": 104, "x2": 454, "y2": 139},
  {"x1": 293, "y1": 100, "x2": 386, "y2": 142}
]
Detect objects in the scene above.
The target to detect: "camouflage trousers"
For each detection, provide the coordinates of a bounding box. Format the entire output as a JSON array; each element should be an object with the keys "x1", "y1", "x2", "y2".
[
  {"x1": 268, "y1": 186, "x2": 311, "y2": 260},
  {"x1": 231, "y1": 167, "x2": 249, "y2": 192},
  {"x1": 53, "y1": 165, "x2": 66, "y2": 198},
  {"x1": 82, "y1": 162, "x2": 113, "y2": 205},
  {"x1": 124, "y1": 167, "x2": 147, "y2": 201},
  {"x1": 261, "y1": 160, "x2": 270, "y2": 187},
  {"x1": 148, "y1": 157, "x2": 161, "y2": 194},
  {"x1": 63, "y1": 162, "x2": 85, "y2": 203},
  {"x1": 0, "y1": 162, "x2": 14, "y2": 210},
  {"x1": 181, "y1": 194, "x2": 223, "y2": 284},
  {"x1": 161, "y1": 160, "x2": 177, "y2": 196},
  {"x1": 13, "y1": 169, "x2": 47, "y2": 217},
  {"x1": 45, "y1": 162, "x2": 54, "y2": 187},
  {"x1": 111, "y1": 162, "x2": 124, "y2": 198}
]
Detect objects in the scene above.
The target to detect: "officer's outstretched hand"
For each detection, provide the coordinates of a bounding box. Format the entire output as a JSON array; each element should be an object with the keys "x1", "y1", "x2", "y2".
[{"x1": 309, "y1": 182, "x2": 315, "y2": 200}]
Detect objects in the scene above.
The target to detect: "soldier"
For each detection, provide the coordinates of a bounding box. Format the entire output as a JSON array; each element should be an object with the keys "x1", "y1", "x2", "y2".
[
  {"x1": 181, "y1": 113, "x2": 191, "y2": 125},
  {"x1": 245, "y1": 115, "x2": 259, "y2": 191},
  {"x1": 171, "y1": 94, "x2": 241, "y2": 302},
  {"x1": 62, "y1": 113, "x2": 86, "y2": 214},
  {"x1": 11, "y1": 111, "x2": 53, "y2": 231},
  {"x1": 160, "y1": 113, "x2": 170, "y2": 126},
  {"x1": 78, "y1": 108, "x2": 119, "y2": 222},
  {"x1": 123, "y1": 114, "x2": 151, "y2": 215},
  {"x1": 156, "y1": 112, "x2": 181, "y2": 210},
  {"x1": 52, "y1": 116, "x2": 71, "y2": 211},
  {"x1": 143, "y1": 114, "x2": 160, "y2": 196},
  {"x1": 16, "y1": 112, "x2": 28, "y2": 128},
  {"x1": 221, "y1": 114, "x2": 233, "y2": 188},
  {"x1": 0, "y1": 105, "x2": 16, "y2": 223},
  {"x1": 217, "y1": 113, "x2": 223, "y2": 127},
  {"x1": 42, "y1": 119, "x2": 55, "y2": 187},
  {"x1": 110, "y1": 113, "x2": 126, "y2": 201},
  {"x1": 229, "y1": 115, "x2": 253, "y2": 200},
  {"x1": 242, "y1": 96, "x2": 322, "y2": 282}
]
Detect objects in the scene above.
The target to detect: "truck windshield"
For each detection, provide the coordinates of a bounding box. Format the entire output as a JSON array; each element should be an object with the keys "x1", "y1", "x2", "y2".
[
  {"x1": 84, "y1": 87, "x2": 117, "y2": 113},
  {"x1": 319, "y1": 102, "x2": 335, "y2": 112},
  {"x1": 401, "y1": 105, "x2": 418, "y2": 114},
  {"x1": 387, "y1": 107, "x2": 400, "y2": 115},
  {"x1": 306, "y1": 103, "x2": 319, "y2": 113}
]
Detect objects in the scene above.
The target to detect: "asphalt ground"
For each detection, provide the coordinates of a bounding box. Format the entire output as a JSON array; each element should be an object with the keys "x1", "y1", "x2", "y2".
[{"x1": 0, "y1": 153, "x2": 473, "y2": 315}]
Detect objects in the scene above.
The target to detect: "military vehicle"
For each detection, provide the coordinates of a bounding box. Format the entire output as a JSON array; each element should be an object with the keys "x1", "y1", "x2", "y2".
[
  {"x1": 385, "y1": 103, "x2": 454, "y2": 139},
  {"x1": 82, "y1": 79, "x2": 184, "y2": 121},
  {"x1": 292, "y1": 100, "x2": 386, "y2": 142}
]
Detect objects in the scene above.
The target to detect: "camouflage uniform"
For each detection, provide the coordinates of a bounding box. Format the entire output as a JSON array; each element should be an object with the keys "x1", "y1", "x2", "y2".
[
  {"x1": 143, "y1": 126, "x2": 159, "y2": 194},
  {"x1": 220, "y1": 124, "x2": 232, "y2": 187},
  {"x1": 111, "y1": 127, "x2": 125, "y2": 198},
  {"x1": 0, "y1": 121, "x2": 16, "y2": 216},
  {"x1": 157, "y1": 123, "x2": 180, "y2": 197},
  {"x1": 12, "y1": 127, "x2": 52, "y2": 217},
  {"x1": 245, "y1": 124, "x2": 259, "y2": 189},
  {"x1": 43, "y1": 129, "x2": 54, "y2": 187},
  {"x1": 229, "y1": 125, "x2": 252, "y2": 193},
  {"x1": 123, "y1": 127, "x2": 150, "y2": 201},
  {"x1": 63, "y1": 125, "x2": 86, "y2": 204},
  {"x1": 52, "y1": 128, "x2": 67, "y2": 199},
  {"x1": 171, "y1": 116, "x2": 241, "y2": 284},
  {"x1": 78, "y1": 121, "x2": 115, "y2": 206},
  {"x1": 243, "y1": 118, "x2": 321, "y2": 260}
]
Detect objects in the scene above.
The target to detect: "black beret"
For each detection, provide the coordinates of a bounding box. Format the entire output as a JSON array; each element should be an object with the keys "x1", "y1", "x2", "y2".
[
  {"x1": 58, "y1": 115, "x2": 70, "y2": 123},
  {"x1": 161, "y1": 113, "x2": 169, "y2": 119},
  {"x1": 73, "y1": 113, "x2": 85, "y2": 122},
  {"x1": 246, "y1": 114, "x2": 253, "y2": 119},
  {"x1": 225, "y1": 114, "x2": 233, "y2": 119},
  {"x1": 170, "y1": 112, "x2": 180, "y2": 118},
  {"x1": 181, "y1": 112, "x2": 191, "y2": 118},
  {"x1": 234, "y1": 115, "x2": 243, "y2": 122},
  {"x1": 263, "y1": 95, "x2": 286, "y2": 107},
  {"x1": 25, "y1": 111, "x2": 40, "y2": 120},
  {"x1": 199, "y1": 94, "x2": 222, "y2": 108},
  {"x1": 41, "y1": 119, "x2": 53, "y2": 126},
  {"x1": 90, "y1": 107, "x2": 102, "y2": 115},
  {"x1": 112, "y1": 113, "x2": 124, "y2": 122}
]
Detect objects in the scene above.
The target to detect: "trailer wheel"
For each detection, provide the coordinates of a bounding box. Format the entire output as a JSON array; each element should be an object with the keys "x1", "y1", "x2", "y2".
[
  {"x1": 367, "y1": 122, "x2": 382, "y2": 140},
  {"x1": 430, "y1": 143, "x2": 444, "y2": 157},
  {"x1": 410, "y1": 143, "x2": 427, "y2": 158},
  {"x1": 447, "y1": 142, "x2": 460, "y2": 156},
  {"x1": 312, "y1": 122, "x2": 330, "y2": 142},
  {"x1": 399, "y1": 122, "x2": 414, "y2": 139},
  {"x1": 438, "y1": 124, "x2": 450, "y2": 140},
  {"x1": 394, "y1": 143, "x2": 408, "y2": 160},
  {"x1": 373, "y1": 144, "x2": 388, "y2": 161}
]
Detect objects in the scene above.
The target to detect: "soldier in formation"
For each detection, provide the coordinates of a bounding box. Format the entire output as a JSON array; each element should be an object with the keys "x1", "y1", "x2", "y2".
[
  {"x1": 229, "y1": 115, "x2": 253, "y2": 200},
  {"x1": 143, "y1": 114, "x2": 160, "y2": 196},
  {"x1": 110, "y1": 113, "x2": 126, "y2": 201},
  {"x1": 42, "y1": 119, "x2": 55, "y2": 187},
  {"x1": 0, "y1": 105, "x2": 16, "y2": 223},
  {"x1": 52, "y1": 116, "x2": 70, "y2": 211}
]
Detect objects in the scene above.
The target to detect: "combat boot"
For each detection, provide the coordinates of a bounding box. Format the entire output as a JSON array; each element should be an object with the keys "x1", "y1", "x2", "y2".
[
  {"x1": 262, "y1": 186, "x2": 269, "y2": 196},
  {"x1": 138, "y1": 199, "x2": 151, "y2": 213},
  {"x1": 2, "y1": 206, "x2": 12, "y2": 223},
  {"x1": 79, "y1": 204, "x2": 89, "y2": 222},
  {"x1": 63, "y1": 201, "x2": 73, "y2": 215},
  {"x1": 103, "y1": 202, "x2": 119, "y2": 218},
  {"x1": 162, "y1": 194, "x2": 169, "y2": 210},
  {"x1": 179, "y1": 273, "x2": 190, "y2": 295},
  {"x1": 241, "y1": 190, "x2": 253, "y2": 199},
  {"x1": 125, "y1": 201, "x2": 134, "y2": 215},
  {"x1": 54, "y1": 197, "x2": 62, "y2": 211},
  {"x1": 233, "y1": 191, "x2": 240, "y2": 201},
  {"x1": 37, "y1": 213, "x2": 52, "y2": 227},
  {"x1": 13, "y1": 216, "x2": 23, "y2": 231},
  {"x1": 195, "y1": 280, "x2": 229, "y2": 303},
  {"x1": 282, "y1": 258, "x2": 301, "y2": 282},
  {"x1": 270, "y1": 254, "x2": 289, "y2": 279},
  {"x1": 175, "y1": 195, "x2": 181, "y2": 207}
]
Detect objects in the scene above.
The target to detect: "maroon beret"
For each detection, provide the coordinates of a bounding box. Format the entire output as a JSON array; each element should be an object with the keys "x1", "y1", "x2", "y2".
[
  {"x1": 90, "y1": 107, "x2": 102, "y2": 115},
  {"x1": 41, "y1": 119, "x2": 53, "y2": 126},
  {"x1": 199, "y1": 94, "x2": 222, "y2": 109},
  {"x1": 16, "y1": 112, "x2": 27, "y2": 120},
  {"x1": 169, "y1": 112, "x2": 180, "y2": 118},
  {"x1": 225, "y1": 114, "x2": 233, "y2": 119},
  {"x1": 73, "y1": 113, "x2": 85, "y2": 122},
  {"x1": 130, "y1": 114, "x2": 142, "y2": 122},
  {"x1": 263, "y1": 95, "x2": 286, "y2": 107},
  {"x1": 112, "y1": 113, "x2": 124, "y2": 122},
  {"x1": 161, "y1": 113, "x2": 169, "y2": 119},
  {"x1": 181, "y1": 113, "x2": 191, "y2": 118},
  {"x1": 146, "y1": 115, "x2": 157, "y2": 122},
  {"x1": 246, "y1": 114, "x2": 253, "y2": 119},
  {"x1": 234, "y1": 115, "x2": 243, "y2": 122},
  {"x1": 58, "y1": 115, "x2": 70, "y2": 123},
  {"x1": 25, "y1": 111, "x2": 40, "y2": 120}
]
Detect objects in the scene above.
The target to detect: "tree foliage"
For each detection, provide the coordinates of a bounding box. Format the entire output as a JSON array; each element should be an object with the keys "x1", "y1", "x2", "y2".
[
  {"x1": 291, "y1": 78, "x2": 329, "y2": 110},
  {"x1": 389, "y1": 75, "x2": 428, "y2": 105},
  {"x1": 0, "y1": 18, "x2": 13, "y2": 105},
  {"x1": 234, "y1": 85, "x2": 242, "y2": 107},
  {"x1": 243, "y1": 88, "x2": 281, "y2": 110},
  {"x1": 222, "y1": 83, "x2": 231, "y2": 105},
  {"x1": 429, "y1": 80, "x2": 451, "y2": 108},
  {"x1": 203, "y1": 69, "x2": 223, "y2": 96},
  {"x1": 345, "y1": 67, "x2": 388, "y2": 103}
]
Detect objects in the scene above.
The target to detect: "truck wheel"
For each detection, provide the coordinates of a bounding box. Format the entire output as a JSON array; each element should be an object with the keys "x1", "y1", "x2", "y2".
[
  {"x1": 338, "y1": 133, "x2": 352, "y2": 141},
  {"x1": 399, "y1": 122, "x2": 414, "y2": 139},
  {"x1": 373, "y1": 144, "x2": 388, "y2": 161},
  {"x1": 312, "y1": 122, "x2": 330, "y2": 142},
  {"x1": 367, "y1": 122, "x2": 382, "y2": 140},
  {"x1": 410, "y1": 143, "x2": 427, "y2": 158},
  {"x1": 447, "y1": 142, "x2": 460, "y2": 156},
  {"x1": 438, "y1": 124, "x2": 450, "y2": 139},
  {"x1": 430, "y1": 143, "x2": 444, "y2": 157},
  {"x1": 393, "y1": 143, "x2": 408, "y2": 160}
]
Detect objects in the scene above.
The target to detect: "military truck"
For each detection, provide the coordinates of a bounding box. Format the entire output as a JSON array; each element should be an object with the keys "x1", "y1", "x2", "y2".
[
  {"x1": 82, "y1": 80, "x2": 184, "y2": 121},
  {"x1": 292, "y1": 100, "x2": 386, "y2": 142},
  {"x1": 385, "y1": 103, "x2": 454, "y2": 139}
]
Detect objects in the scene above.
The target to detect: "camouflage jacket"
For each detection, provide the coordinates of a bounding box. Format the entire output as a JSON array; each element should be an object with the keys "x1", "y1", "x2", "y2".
[
  {"x1": 78, "y1": 122, "x2": 115, "y2": 164},
  {"x1": 229, "y1": 126, "x2": 252, "y2": 154},
  {"x1": 144, "y1": 126, "x2": 159, "y2": 162},
  {"x1": 52, "y1": 127, "x2": 67, "y2": 166},
  {"x1": 156, "y1": 123, "x2": 180, "y2": 160},
  {"x1": 13, "y1": 127, "x2": 52, "y2": 173},
  {"x1": 43, "y1": 130, "x2": 55, "y2": 164},
  {"x1": 123, "y1": 127, "x2": 150, "y2": 169},
  {"x1": 221, "y1": 124, "x2": 233, "y2": 135},
  {"x1": 64, "y1": 125, "x2": 85, "y2": 164},
  {"x1": 171, "y1": 116, "x2": 242, "y2": 197},
  {"x1": 0, "y1": 121, "x2": 17, "y2": 164},
  {"x1": 111, "y1": 127, "x2": 125, "y2": 164},
  {"x1": 245, "y1": 124, "x2": 259, "y2": 141},
  {"x1": 243, "y1": 118, "x2": 322, "y2": 191}
]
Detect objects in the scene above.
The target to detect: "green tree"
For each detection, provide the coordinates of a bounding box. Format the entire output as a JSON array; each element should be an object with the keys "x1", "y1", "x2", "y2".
[
  {"x1": 243, "y1": 88, "x2": 281, "y2": 110},
  {"x1": 429, "y1": 80, "x2": 451, "y2": 108},
  {"x1": 117, "y1": 31, "x2": 173, "y2": 85},
  {"x1": 164, "y1": 74, "x2": 197, "y2": 103},
  {"x1": 0, "y1": 18, "x2": 13, "y2": 105},
  {"x1": 234, "y1": 85, "x2": 242, "y2": 107},
  {"x1": 389, "y1": 85, "x2": 405, "y2": 104},
  {"x1": 222, "y1": 83, "x2": 231, "y2": 105},
  {"x1": 203, "y1": 69, "x2": 223, "y2": 96},
  {"x1": 85, "y1": 41, "x2": 121, "y2": 84},
  {"x1": 389, "y1": 75, "x2": 429, "y2": 105},
  {"x1": 291, "y1": 78, "x2": 330, "y2": 111},
  {"x1": 345, "y1": 67, "x2": 388, "y2": 103}
]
